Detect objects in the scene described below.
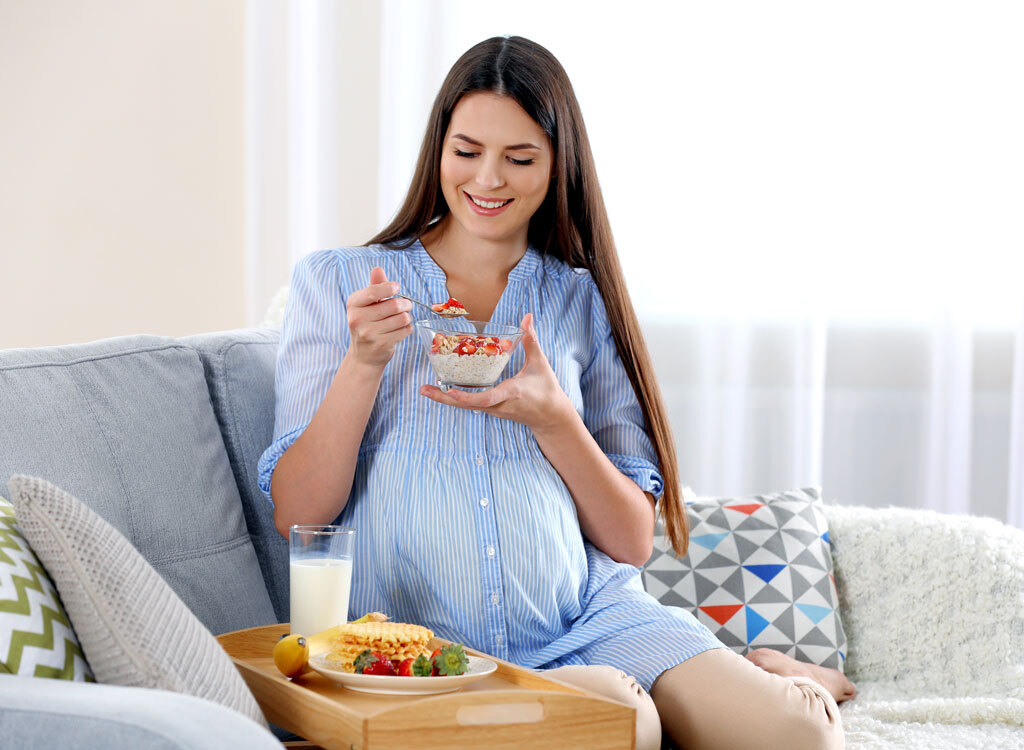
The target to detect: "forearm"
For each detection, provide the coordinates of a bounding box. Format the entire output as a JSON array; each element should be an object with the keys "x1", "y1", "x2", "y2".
[
  {"x1": 533, "y1": 408, "x2": 656, "y2": 567},
  {"x1": 270, "y1": 353, "x2": 384, "y2": 537}
]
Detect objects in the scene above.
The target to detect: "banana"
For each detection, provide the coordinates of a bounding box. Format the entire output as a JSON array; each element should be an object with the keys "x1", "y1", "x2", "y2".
[
  {"x1": 272, "y1": 634, "x2": 309, "y2": 678},
  {"x1": 306, "y1": 612, "x2": 389, "y2": 657},
  {"x1": 274, "y1": 613, "x2": 390, "y2": 675}
]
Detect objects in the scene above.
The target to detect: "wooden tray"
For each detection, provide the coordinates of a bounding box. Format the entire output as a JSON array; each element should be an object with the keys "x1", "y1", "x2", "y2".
[{"x1": 218, "y1": 624, "x2": 635, "y2": 750}]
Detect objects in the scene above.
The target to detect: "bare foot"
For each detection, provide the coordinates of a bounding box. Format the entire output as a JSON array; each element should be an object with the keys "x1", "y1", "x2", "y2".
[{"x1": 745, "y1": 647, "x2": 857, "y2": 703}]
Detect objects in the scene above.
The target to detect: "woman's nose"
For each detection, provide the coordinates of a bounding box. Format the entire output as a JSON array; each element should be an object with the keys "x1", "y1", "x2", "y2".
[{"x1": 475, "y1": 156, "x2": 505, "y2": 190}]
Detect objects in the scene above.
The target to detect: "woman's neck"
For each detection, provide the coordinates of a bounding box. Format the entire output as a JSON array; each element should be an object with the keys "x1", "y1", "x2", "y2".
[
  {"x1": 420, "y1": 217, "x2": 528, "y2": 279},
  {"x1": 420, "y1": 217, "x2": 528, "y2": 321}
]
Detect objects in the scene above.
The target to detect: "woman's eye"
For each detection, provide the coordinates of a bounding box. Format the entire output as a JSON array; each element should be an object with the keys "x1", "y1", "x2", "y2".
[
  {"x1": 508, "y1": 157, "x2": 535, "y2": 166},
  {"x1": 454, "y1": 149, "x2": 477, "y2": 158}
]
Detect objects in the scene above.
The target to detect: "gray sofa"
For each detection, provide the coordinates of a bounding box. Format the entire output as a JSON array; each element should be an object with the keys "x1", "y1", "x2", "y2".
[
  {"x1": 0, "y1": 328, "x2": 286, "y2": 747},
  {"x1": 2, "y1": 327, "x2": 1022, "y2": 749}
]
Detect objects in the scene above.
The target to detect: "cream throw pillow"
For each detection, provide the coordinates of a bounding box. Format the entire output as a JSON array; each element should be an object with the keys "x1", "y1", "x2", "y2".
[{"x1": 7, "y1": 475, "x2": 266, "y2": 727}]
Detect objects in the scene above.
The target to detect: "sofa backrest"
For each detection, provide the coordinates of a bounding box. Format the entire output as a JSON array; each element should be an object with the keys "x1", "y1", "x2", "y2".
[
  {"x1": 183, "y1": 328, "x2": 290, "y2": 622},
  {"x1": 0, "y1": 334, "x2": 277, "y2": 635}
]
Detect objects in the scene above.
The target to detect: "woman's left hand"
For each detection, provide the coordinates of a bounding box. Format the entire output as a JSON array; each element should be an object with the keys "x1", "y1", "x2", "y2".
[{"x1": 419, "y1": 313, "x2": 575, "y2": 435}]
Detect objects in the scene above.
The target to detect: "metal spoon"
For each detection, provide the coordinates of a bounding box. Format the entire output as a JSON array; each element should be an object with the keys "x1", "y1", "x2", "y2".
[{"x1": 389, "y1": 293, "x2": 469, "y2": 318}]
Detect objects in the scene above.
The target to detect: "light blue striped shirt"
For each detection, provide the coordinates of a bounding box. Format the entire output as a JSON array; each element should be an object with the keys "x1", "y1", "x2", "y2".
[{"x1": 258, "y1": 240, "x2": 722, "y2": 688}]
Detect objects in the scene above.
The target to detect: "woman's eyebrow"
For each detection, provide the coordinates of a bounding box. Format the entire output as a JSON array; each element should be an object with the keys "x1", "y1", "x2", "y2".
[{"x1": 452, "y1": 133, "x2": 541, "y2": 151}]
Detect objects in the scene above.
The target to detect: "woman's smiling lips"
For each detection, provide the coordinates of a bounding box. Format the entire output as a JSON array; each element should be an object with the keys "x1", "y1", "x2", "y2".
[{"x1": 464, "y1": 191, "x2": 514, "y2": 216}]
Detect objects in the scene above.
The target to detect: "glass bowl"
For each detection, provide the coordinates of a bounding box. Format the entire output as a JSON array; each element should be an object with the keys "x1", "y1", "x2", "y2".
[{"x1": 415, "y1": 319, "x2": 524, "y2": 392}]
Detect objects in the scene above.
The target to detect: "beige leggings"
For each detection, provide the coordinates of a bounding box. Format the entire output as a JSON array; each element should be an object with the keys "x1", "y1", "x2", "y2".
[{"x1": 547, "y1": 648, "x2": 843, "y2": 750}]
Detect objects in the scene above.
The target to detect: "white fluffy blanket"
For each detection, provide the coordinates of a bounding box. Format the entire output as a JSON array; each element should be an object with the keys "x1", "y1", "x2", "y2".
[{"x1": 824, "y1": 504, "x2": 1024, "y2": 748}]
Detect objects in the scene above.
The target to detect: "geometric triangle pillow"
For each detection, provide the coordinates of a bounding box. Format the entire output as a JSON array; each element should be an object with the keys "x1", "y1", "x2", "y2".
[
  {"x1": 642, "y1": 487, "x2": 848, "y2": 671},
  {"x1": 0, "y1": 494, "x2": 93, "y2": 680}
]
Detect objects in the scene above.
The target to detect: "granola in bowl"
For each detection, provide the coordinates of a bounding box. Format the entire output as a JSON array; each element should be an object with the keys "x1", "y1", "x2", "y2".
[{"x1": 415, "y1": 319, "x2": 523, "y2": 391}]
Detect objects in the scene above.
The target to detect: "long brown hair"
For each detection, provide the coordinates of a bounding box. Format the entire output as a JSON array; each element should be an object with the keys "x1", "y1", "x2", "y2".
[{"x1": 369, "y1": 36, "x2": 689, "y2": 557}]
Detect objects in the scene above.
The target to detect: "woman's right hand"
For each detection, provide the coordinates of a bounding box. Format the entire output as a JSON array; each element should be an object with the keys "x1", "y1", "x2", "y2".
[{"x1": 345, "y1": 266, "x2": 413, "y2": 368}]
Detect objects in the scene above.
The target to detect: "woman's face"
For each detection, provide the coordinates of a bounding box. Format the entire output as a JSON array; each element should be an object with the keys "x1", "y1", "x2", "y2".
[{"x1": 438, "y1": 92, "x2": 553, "y2": 246}]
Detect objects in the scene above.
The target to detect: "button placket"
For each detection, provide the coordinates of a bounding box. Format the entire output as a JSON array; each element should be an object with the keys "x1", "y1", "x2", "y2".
[{"x1": 469, "y1": 394, "x2": 505, "y2": 660}]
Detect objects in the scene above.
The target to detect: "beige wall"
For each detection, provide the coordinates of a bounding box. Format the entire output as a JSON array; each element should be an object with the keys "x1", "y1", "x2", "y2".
[{"x1": 0, "y1": 0, "x2": 246, "y2": 348}]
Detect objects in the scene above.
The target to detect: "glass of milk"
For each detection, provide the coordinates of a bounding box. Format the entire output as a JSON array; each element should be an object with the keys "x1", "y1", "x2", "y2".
[{"x1": 289, "y1": 525, "x2": 355, "y2": 637}]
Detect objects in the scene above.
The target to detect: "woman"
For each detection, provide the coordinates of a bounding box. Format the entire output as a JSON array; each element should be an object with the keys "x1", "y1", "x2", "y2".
[{"x1": 259, "y1": 36, "x2": 851, "y2": 749}]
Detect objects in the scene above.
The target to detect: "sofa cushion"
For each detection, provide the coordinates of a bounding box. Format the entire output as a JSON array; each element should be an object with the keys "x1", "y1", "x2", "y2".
[
  {"x1": 0, "y1": 673, "x2": 281, "y2": 749},
  {"x1": 643, "y1": 487, "x2": 847, "y2": 670},
  {"x1": 184, "y1": 328, "x2": 289, "y2": 622},
  {"x1": 0, "y1": 335, "x2": 276, "y2": 635},
  {"x1": 7, "y1": 475, "x2": 266, "y2": 727},
  {"x1": 0, "y1": 494, "x2": 92, "y2": 680}
]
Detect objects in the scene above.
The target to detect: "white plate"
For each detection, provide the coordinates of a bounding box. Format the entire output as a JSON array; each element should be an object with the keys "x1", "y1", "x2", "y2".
[{"x1": 308, "y1": 654, "x2": 498, "y2": 695}]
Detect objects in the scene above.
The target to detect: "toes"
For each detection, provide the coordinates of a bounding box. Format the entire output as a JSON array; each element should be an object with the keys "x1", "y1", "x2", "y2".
[{"x1": 744, "y1": 648, "x2": 773, "y2": 669}]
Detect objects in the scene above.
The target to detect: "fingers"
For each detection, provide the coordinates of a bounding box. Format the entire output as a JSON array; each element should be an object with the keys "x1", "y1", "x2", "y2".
[
  {"x1": 519, "y1": 312, "x2": 545, "y2": 362},
  {"x1": 347, "y1": 266, "x2": 412, "y2": 328},
  {"x1": 419, "y1": 384, "x2": 511, "y2": 411},
  {"x1": 348, "y1": 267, "x2": 400, "y2": 309},
  {"x1": 350, "y1": 307, "x2": 413, "y2": 340},
  {"x1": 361, "y1": 296, "x2": 412, "y2": 324},
  {"x1": 451, "y1": 384, "x2": 509, "y2": 410},
  {"x1": 349, "y1": 279, "x2": 400, "y2": 309}
]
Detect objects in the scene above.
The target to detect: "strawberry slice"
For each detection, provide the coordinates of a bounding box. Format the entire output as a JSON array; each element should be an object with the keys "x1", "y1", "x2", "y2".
[
  {"x1": 480, "y1": 343, "x2": 500, "y2": 356},
  {"x1": 498, "y1": 338, "x2": 513, "y2": 351},
  {"x1": 432, "y1": 297, "x2": 468, "y2": 316}
]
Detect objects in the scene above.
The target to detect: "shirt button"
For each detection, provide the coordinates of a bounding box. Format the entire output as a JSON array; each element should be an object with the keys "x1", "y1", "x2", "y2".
[
  {"x1": 491, "y1": 593, "x2": 500, "y2": 605},
  {"x1": 485, "y1": 545, "x2": 495, "y2": 558},
  {"x1": 494, "y1": 634, "x2": 504, "y2": 644},
  {"x1": 475, "y1": 455, "x2": 485, "y2": 466},
  {"x1": 480, "y1": 497, "x2": 489, "y2": 507},
  {"x1": 472, "y1": 409, "x2": 482, "y2": 415}
]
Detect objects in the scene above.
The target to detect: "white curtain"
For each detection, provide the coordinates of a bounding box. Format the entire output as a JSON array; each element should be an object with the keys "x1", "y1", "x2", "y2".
[{"x1": 247, "y1": 0, "x2": 1024, "y2": 527}]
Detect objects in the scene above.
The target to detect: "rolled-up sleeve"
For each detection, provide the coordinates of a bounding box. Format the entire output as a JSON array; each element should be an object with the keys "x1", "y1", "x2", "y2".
[
  {"x1": 257, "y1": 251, "x2": 354, "y2": 502},
  {"x1": 578, "y1": 279, "x2": 664, "y2": 499}
]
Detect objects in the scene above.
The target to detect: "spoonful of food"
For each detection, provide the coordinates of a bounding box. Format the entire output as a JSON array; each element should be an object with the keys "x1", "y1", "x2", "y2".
[{"x1": 389, "y1": 294, "x2": 470, "y2": 318}]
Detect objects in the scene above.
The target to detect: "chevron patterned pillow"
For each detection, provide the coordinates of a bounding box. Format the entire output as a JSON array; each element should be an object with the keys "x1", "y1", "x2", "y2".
[
  {"x1": 0, "y1": 495, "x2": 93, "y2": 680},
  {"x1": 643, "y1": 487, "x2": 848, "y2": 671}
]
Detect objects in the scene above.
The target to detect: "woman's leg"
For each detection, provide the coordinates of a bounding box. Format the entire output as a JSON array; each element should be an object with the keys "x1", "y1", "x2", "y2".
[
  {"x1": 650, "y1": 648, "x2": 844, "y2": 750},
  {"x1": 544, "y1": 665, "x2": 662, "y2": 750}
]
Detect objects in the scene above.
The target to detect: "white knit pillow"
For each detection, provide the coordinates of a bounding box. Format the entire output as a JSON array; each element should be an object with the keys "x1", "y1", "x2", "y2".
[{"x1": 6, "y1": 475, "x2": 266, "y2": 727}]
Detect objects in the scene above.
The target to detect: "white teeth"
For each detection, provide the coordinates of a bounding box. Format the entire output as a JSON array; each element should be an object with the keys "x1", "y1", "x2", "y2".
[{"x1": 470, "y1": 195, "x2": 511, "y2": 209}]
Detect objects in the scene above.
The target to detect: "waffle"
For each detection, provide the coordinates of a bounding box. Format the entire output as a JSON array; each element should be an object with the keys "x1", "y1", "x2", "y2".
[{"x1": 324, "y1": 621, "x2": 434, "y2": 672}]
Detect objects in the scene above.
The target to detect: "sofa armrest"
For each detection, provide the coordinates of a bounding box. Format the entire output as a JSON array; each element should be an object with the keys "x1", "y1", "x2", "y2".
[
  {"x1": 0, "y1": 675, "x2": 282, "y2": 749},
  {"x1": 824, "y1": 504, "x2": 1024, "y2": 698}
]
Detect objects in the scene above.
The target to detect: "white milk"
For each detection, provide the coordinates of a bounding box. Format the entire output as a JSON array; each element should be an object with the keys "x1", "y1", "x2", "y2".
[{"x1": 289, "y1": 557, "x2": 353, "y2": 637}]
